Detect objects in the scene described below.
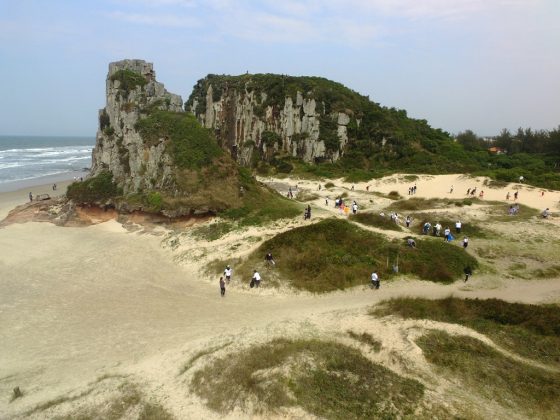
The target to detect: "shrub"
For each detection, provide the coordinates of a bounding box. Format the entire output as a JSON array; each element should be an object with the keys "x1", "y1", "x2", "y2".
[
  {"x1": 110, "y1": 69, "x2": 148, "y2": 93},
  {"x1": 66, "y1": 171, "x2": 120, "y2": 203},
  {"x1": 373, "y1": 297, "x2": 560, "y2": 366},
  {"x1": 192, "y1": 339, "x2": 426, "y2": 417},
  {"x1": 237, "y1": 219, "x2": 478, "y2": 292}
]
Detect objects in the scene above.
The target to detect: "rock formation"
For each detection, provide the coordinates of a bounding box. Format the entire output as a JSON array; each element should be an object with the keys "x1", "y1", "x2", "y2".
[
  {"x1": 91, "y1": 59, "x2": 183, "y2": 193},
  {"x1": 186, "y1": 75, "x2": 360, "y2": 166}
]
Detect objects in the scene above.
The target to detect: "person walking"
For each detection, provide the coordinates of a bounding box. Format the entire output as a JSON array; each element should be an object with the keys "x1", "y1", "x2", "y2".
[
  {"x1": 444, "y1": 227, "x2": 451, "y2": 242},
  {"x1": 265, "y1": 252, "x2": 275, "y2": 266},
  {"x1": 252, "y1": 270, "x2": 261, "y2": 288},
  {"x1": 463, "y1": 236, "x2": 469, "y2": 249},
  {"x1": 352, "y1": 201, "x2": 358, "y2": 214},
  {"x1": 29, "y1": 192, "x2": 33, "y2": 202},
  {"x1": 463, "y1": 266, "x2": 472, "y2": 282},
  {"x1": 371, "y1": 271, "x2": 380, "y2": 289},
  {"x1": 219, "y1": 276, "x2": 226, "y2": 297},
  {"x1": 224, "y1": 265, "x2": 232, "y2": 283},
  {"x1": 406, "y1": 215, "x2": 411, "y2": 228},
  {"x1": 455, "y1": 220, "x2": 462, "y2": 234},
  {"x1": 450, "y1": 185, "x2": 454, "y2": 193}
]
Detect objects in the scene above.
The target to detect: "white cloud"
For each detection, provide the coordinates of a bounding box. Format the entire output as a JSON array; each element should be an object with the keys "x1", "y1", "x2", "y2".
[{"x1": 108, "y1": 11, "x2": 199, "y2": 27}]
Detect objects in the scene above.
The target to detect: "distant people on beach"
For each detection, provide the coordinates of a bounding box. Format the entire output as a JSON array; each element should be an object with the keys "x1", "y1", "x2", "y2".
[
  {"x1": 52, "y1": 183, "x2": 57, "y2": 191},
  {"x1": 304, "y1": 205, "x2": 312, "y2": 220},
  {"x1": 542, "y1": 208, "x2": 550, "y2": 219},
  {"x1": 450, "y1": 185, "x2": 454, "y2": 193},
  {"x1": 479, "y1": 190, "x2": 484, "y2": 199},
  {"x1": 406, "y1": 215, "x2": 412, "y2": 228},
  {"x1": 407, "y1": 238, "x2": 416, "y2": 248},
  {"x1": 514, "y1": 191, "x2": 519, "y2": 200},
  {"x1": 508, "y1": 204, "x2": 520, "y2": 216},
  {"x1": 444, "y1": 227, "x2": 452, "y2": 242},
  {"x1": 219, "y1": 276, "x2": 226, "y2": 297},
  {"x1": 463, "y1": 237, "x2": 469, "y2": 249},
  {"x1": 506, "y1": 192, "x2": 510, "y2": 200},
  {"x1": 352, "y1": 201, "x2": 358, "y2": 214},
  {"x1": 29, "y1": 192, "x2": 33, "y2": 202},
  {"x1": 455, "y1": 220, "x2": 462, "y2": 234}
]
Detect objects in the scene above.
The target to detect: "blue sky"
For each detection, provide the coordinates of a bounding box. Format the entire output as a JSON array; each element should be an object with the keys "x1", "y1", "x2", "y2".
[{"x1": 0, "y1": 0, "x2": 558, "y2": 136}]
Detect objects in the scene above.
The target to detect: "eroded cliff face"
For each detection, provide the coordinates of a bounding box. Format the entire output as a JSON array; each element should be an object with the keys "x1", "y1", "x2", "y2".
[
  {"x1": 91, "y1": 59, "x2": 183, "y2": 193},
  {"x1": 187, "y1": 76, "x2": 359, "y2": 166}
]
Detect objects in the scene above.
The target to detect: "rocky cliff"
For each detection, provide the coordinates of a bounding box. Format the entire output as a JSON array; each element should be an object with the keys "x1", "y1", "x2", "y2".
[
  {"x1": 186, "y1": 74, "x2": 456, "y2": 175},
  {"x1": 186, "y1": 75, "x2": 362, "y2": 166},
  {"x1": 87, "y1": 60, "x2": 243, "y2": 216},
  {"x1": 91, "y1": 59, "x2": 183, "y2": 193}
]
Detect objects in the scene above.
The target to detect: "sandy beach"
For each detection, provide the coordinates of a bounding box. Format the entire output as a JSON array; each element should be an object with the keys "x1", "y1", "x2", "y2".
[{"x1": 1, "y1": 173, "x2": 559, "y2": 418}]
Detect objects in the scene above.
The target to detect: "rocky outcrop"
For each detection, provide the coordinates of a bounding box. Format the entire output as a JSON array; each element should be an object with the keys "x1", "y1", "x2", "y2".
[
  {"x1": 91, "y1": 59, "x2": 183, "y2": 193},
  {"x1": 187, "y1": 75, "x2": 359, "y2": 166}
]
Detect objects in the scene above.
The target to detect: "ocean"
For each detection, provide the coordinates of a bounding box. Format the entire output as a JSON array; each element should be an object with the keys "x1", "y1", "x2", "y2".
[{"x1": 0, "y1": 136, "x2": 95, "y2": 189}]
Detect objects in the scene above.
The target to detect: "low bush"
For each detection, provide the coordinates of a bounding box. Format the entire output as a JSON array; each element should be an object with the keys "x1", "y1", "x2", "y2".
[
  {"x1": 417, "y1": 331, "x2": 560, "y2": 418},
  {"x1": 350, "y1": 212, "x2": 402, "y2": 231},
  {"x1": 192, "y1": 338, "x2": 426, "y2": 418},
  {"x1": 237, "y1": 219, "x2": 477, "y2": 292},
  {"x1": 66, "y1": 171, "x2": 121, "y2": 203},
  {"x1": 373, "y1": 297, "x2": 560, "y2": 366}
]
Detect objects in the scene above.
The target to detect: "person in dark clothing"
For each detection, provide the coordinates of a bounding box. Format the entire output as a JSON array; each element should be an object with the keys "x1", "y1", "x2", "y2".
[
  {"x1": 219, "y1": 276, "x2": 226, "y2": 296},
  {"x1": 463, "y1": 266, "x2": 472, "y2": 282},
  {"x1": 265, "y1": 252, "x2": 275, "y2": 266}
]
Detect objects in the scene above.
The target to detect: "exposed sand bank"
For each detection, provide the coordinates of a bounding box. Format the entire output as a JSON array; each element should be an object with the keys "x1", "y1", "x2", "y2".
[{"x1": 1, "y1": 173, "x2": 559, "y2": 418}]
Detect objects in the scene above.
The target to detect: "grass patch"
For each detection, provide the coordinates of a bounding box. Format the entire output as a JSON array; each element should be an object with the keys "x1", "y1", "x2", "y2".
[
  {"x1": 373, "y1": 297, "x2": 560, "y2": 366},
  {"x1": 237, "y1": 219, "x2": 478, "y2": 292},
  {"x1": 388, "y1": 197, "x2": 479, "y2": 212},
  {"x1": 221, "y1": 170, "x2": 301, "y2": 226},
  {"x1": 179, "y1": 342, "x2": 232, "y2": 375},
  {"x1": 324, "y1": 182, "x2": 335, "y2": 188},
  {"x1": 488, "y1": 202, "x2": 540, "y2": 222},
  {"x1": 192, "y1": 338, "x2": 425, "y2": 418},
  {"x1": 411, "y1": 212, "x2": 490, "y2": 238},
  {"x1": 347, "y1": 330, "x2": 382, "y2": 352},
  {"x1": 417, "y1": 330, "x2": 560, "y2": 418},
  {"x1": 350, "y1": 212, "x2": 402, "y2": 231},
  {"x1": 296, "y1": 191, "x2": 319, "y2": 202},
  {"x1": 191, "y1": 221, "x2": 234, "y2": 241}
]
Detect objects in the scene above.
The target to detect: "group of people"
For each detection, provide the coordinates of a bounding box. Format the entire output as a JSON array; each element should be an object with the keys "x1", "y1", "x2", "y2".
[
  {"x1": 333, "y1": 198, "x2": 358, "y2": 215},
  {"x1": 408, "y1": 184, "x2": 418, "y2": 195},
  {"x1": 466, "y1": 187, "x2": 484, "y2": 198},
  {"x1": 218, "y1": 252, "x2": 276, "y2": 296},
  {"x1": 505, "y1": 191, "x2": 519, "y2": 200}
]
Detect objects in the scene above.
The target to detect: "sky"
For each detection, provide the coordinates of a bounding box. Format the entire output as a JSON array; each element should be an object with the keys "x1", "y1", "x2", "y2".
[{"x1": 0, "y1": 0, "x2": 558, "y2": 137}]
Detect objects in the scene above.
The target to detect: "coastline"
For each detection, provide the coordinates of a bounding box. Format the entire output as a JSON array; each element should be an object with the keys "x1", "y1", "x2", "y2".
[
  {"x1": 0, "y1": 170, "x2": 85, "y2": 193},
  {"x1": 0, "y1": 178, "x2": 73, "y2": 221}
]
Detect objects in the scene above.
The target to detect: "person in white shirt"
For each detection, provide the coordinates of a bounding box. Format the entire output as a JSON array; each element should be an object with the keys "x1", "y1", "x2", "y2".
[
  {"x1": 371, "y1": 271, "x2": 380, "y2": 289},
  {"x1": 463, "y1": 237, "x2": 469, "y2": 249},
  {"x1": 224, "y1": 265, "x2": 232, "y2": 283},
  {"x1": 455, "y1": 221, "x2": 462, "y2": 234},
  {"x1": 252, "y1": 270, "x2": 261, "y2": 288},
  {"x1": 352, "y1": 202, "x2": 358, "y2": 214},
  {"x1": 444, "y1": 227, "x2": 451, "y2": 242}
]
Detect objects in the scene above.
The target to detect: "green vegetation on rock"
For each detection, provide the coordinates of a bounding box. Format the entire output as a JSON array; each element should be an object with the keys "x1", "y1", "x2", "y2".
[
  {"x1": 66, "y1": 171, "x2": 121, "y2": 203},
  {"x1": 110, "y1": 69, "x2": 148, "y2": 93},
  {"x1": 135, "y1": 111, "x2": 223, "y2": 169},
  {"x1": 373, "y1": 297, "x2": 560, "y2": 366},
  {"x1": 192, "y1": 338, "x2": 427, "y2": 418}
]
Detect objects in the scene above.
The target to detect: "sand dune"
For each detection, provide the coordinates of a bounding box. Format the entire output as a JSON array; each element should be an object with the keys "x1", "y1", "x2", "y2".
[{"x1": 1, "y1": 174, "x2": 559, "y2": 418}]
